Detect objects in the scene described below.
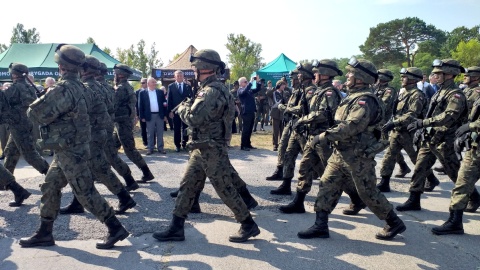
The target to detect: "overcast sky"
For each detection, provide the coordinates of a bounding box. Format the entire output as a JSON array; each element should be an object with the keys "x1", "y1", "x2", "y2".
[{"x1": 1, "y1": 0, "x2": 479, "y2": 67}]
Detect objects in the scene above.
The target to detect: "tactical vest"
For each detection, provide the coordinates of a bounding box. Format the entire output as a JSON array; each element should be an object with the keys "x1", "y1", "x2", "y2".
[
  {"x1": 83, "y1": 79, "x2": 111, "y2": 131},
  {"x1": 395, "y1": 87, "x2": 427, "y2": 119},
  {"x1": 114, "y1": 81, "x2": 136, "y2": 122},
  {"x1": 307, "y1": 85, "x2": 343, "y2": 134},
  {"x1": 464, "y1": 86, "x2": 480, "y2": 113},
  {"x1": 374, "y1": 85, "x2": 397, "y2": 123}
]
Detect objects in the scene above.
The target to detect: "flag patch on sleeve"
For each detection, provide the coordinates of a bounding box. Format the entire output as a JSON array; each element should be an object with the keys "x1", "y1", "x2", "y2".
[
  {"x1": 358, "y1": 100, "x2": 366, "y2": 105},
  {"x1": 454, "y1": 94, "x2": 461, "y2": 99},
  {"x1": 198, "y1": 92, "x2": 205, "y2": 97}
]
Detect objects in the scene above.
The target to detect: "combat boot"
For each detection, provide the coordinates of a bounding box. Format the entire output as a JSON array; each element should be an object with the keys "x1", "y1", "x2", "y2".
[
  {"x1": 394, "y1": 161, "x2": 411, "y2": 178},
  {"x1": 396, "y1": 191, "x2": 421, "y2": 211},
  {"x1": 343, "y1": 192, "x2": 367, "y2": 215},
  {"x1": 266, "y1": 166, "x2": 283, "y2": 181},
  {"x1": 238, "y1": 186, "x2": 258, "y2": 210},
  {"x1": 431, "y1": 209, "x2": 464, "y2": 235},
  {"x1": 152, "y1": 214, "x2": 185, "y2": 241},
  {"x1": 465, "y1": 188, "x2": 480, "y2": 213},
  {"x1": 298, "y1": 211, "x2": 330, "y2": 239},
  {"x1": 424, "y1": 173, "x2": 440, "y2": 192},
  {"x1": 96, "y1": 215, "x2": 130, "y2": 249},
  {"x1": 376, "y1": 176, "x2": 391, "y2": 193},
  {"x1": 270, "y1": 178, "x2": 292, "y2": 195},
  {"x1": 19, "y1": 219, "x2": 55, "y2": 247},
  {"x1": 59, "y1": 195, "x2": 85, "y2": 215},
  {"x1": 170, "y1": 189, "x2": 180, "y2": 198},
  {"x1": 433, "y1": 165, "x2": 445, "y2": 174},
  {"x1": 115, "y1": 188, "x2": 137, "y2": 214},
  {"x1": 138, "y1": 165, "x2": 154, "y2": 183},
  {"x1": 123, "y1": 173, "x2": 139, "y2": 191},
  {"x1": 375, "y1": 210, "x2": 406, "y2": 240},
  {"x1": 279, "y1": 191, "x2": 306, "y2": 214},
  {"x1": 6, "y1": 181, "x2": 31, "y2": 207},
  {"x1": 228, "y1": 215, "x2": 261, "y2": 243},
  {"x1": 190, "y1": 192, "x2": 202, "y2": 213}
]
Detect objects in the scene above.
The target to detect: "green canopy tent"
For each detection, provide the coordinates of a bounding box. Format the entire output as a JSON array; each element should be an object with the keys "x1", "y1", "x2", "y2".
[
  {"x1": 251, "y1": 53, "x2": 296, "y2": 85},
  {"x1": 0, "y1": 43, "x2": 142, "y2": 81}
]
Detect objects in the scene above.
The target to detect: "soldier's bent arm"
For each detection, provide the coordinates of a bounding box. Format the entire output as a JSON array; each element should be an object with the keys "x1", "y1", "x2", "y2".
[
  {"x1": 423, "y1": 93, "x2": 466, "y2": 128},
  {"x1": 393, "y1": 91, "x2": 425, "y2": 128},
  {"x1": 27, "y1": 85, "x2": 73, "y2": 126},
  {"x1": 178, "y1": 86, "x2": 222, "y2": 127},
  {"x1": 325, "y1": 98, "x2": 373, "y2": 142},
  {"x1": 300, "y1": 90, "x2": 341, "y2": 125}
]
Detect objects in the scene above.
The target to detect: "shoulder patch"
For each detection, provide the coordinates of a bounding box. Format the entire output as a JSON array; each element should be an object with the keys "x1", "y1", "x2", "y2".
[
  {"x1": 358, "y1": 100, "x2": 366, "y2": 105},
  {"x1": 476, "y1": 89, "x2": 480, "y2": 93},
  {"x1": 308, "y1": 90, "x2": 314, "y2": 94},
  {"x1": 386, "y1": 89, "x2": 391, "y2": 93},
  {"x1": 454, "y1": 94, "x2": 461, "y2": 99},
  {"x1": 326, "y1": 91, "x2": 332, "y2": 97},
  {"x1": 197, "y1": 92, "x2": 205, "y2": 97}
]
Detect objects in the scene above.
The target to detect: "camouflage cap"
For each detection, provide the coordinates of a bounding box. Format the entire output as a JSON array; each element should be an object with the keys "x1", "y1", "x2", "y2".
[
  {"x1": 114, "y1": 63, "x2": 133, "y2": 76},
  {"x1": 377, "y1": 69, "x2": 394, "y2": 82},
  {"x1": 297, "y1": 62, "x2": 315, "y2": 79},
  {"x1": 190, "y1": 49, "x2": 226, "y2": 74},
  {"x1": 312, "y1": 59, "x2": 342, "y2": 77},
  {"x1": 8, "y1": 63, "x2": 29, "y2": 75},
  {"x1": 465, "y1": 66, "x2": 480, "y2": 77},
  {"x1": 346, "y1": 57, "x2": 378, "y2": 84},
  {"x1": 84, "y1": 55, "x2": 101, "y2": 73},
  {"x1": 54, "y1": 44, "x2": 85, "y2": 70},
  {"x1": 431, "y1": 59, "x2": 465, "y2": 75},
  {"x1": 400, "y1": 67, "x2": 423, "y2": 81}
]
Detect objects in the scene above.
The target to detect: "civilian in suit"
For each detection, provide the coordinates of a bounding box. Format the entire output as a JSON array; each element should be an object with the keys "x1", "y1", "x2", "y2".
[
  {"x1": 238, "y1": 76, "x2": 262, "y2": 151},
  {"x1": 167, "y1": 70, "x2": 192, "y2": 152},
  {"x1": 139, "y1": 77, "x2": 168, "y2": 155},
  {"x1": 161, "y1": 86, "x2": 174, "y2": 131},
  {"x1": 270, "y1": 80, "x2": 287, "y2": 151},
  {"x1": 135, "y1": 78, "x2": 148, "y2": 147}
]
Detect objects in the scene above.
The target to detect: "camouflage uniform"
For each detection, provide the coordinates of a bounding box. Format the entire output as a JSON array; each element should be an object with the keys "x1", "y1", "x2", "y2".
[
  {"x1": 3, "y1": 63, "x2": 49, "y2": 175},
  {"x1": 253, "y1": 84, "x2": 268, "y2": 131}
]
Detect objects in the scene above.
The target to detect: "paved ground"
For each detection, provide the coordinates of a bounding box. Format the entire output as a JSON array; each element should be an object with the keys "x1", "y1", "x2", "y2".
[{"x1": 1, "y1": 141, "x2": 479, "y2": 270}]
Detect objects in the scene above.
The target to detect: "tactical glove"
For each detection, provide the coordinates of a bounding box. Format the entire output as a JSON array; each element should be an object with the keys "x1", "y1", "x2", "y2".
[
  {"x1": 381, "y1": 121, "x2": 395, "y2": 133},
  {"x1": 407, "y1": 119, "x2": 423, "y2": 132},
  {"x1": 455, "y1": 123, "x2": 470, "y2": 138}
]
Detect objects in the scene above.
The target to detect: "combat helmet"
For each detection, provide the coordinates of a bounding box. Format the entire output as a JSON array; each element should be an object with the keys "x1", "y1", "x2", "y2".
[
  {"x1": 98, "y1": 62, "x2": 108, "y2": 76},
  {"x1": 83, "y1": 55, "x2": 101, "y2": 73},
  {"x1": 54, "y1": 44, "x2": 86, "y2": 70},
  {"x1": 189, "y1": 49, "x2": 226, "y2": 74},
  {"x1": 400, "y1": 67, "x2": 423, "y2": 82},
  {"x1": 312, "y1": 59, "x2": 343, "y2": 77},
  {"x1": 296, "y1": 62, "x2": 315, "y2": 80},
  {"x1": 378, "y1": 69, "x2": 394, "y2": 82},
  {"x1": 431, "y1": 59, "x2": 465, "y2": 76},
  {"x1": 465, "y1": 66, "x2": 480, "y2": 77},
  {"x1": 9, "y1": 63, "x2": 29, "y2": 76},
  {"x1": 113, "y1": 64, "x2": 133, "y2": 77},
  {"x1": 346, "y1": 57, "x2": 378, "y2": 84}
]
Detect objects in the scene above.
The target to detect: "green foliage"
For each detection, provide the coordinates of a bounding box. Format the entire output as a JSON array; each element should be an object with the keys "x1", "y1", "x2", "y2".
[
  {"x1": 451, "y1": 39, "x2": 480, "y2": 68},
  {"x1": 360, "y1": 17, "x2": 445, "y2": 67},
  {"x1": 225, "y1": 33, "x2": 264, "y2": 80},
  {"x1": 86, "y1": 37, "x2": 96, "y2": 44},
  {"x1": 10, "y1": 23, "x2": 40, "y2": 44},
  {"x1": 115, "y1": 41, "x2": 163, "y2": 78},
  {"x1": 441, "y1": 25, "x2": 480, "y2": 57},
  {"x1": 0, "y1": 44, "x2": 7, "y2": 53},
  {"x1": 103, "y1": 47, "x2": 112, "y2": 56}
]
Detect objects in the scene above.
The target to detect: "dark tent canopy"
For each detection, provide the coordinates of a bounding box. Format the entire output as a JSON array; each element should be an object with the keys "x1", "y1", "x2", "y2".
[
  {"x1": 0, "y1": 43, "x2": 142, "y2": 81},
  {"x1": 252, "y1": 53, "x2": 296, "y2": 84}
]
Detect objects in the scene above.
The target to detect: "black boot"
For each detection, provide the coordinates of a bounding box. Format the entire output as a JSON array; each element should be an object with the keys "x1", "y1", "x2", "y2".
[
  {"x1": 152, "y1": 214, "x2": 185, "y2": 241},
  {"x1": 266, "y1": 166, "x2": 283, "y2": 181},
  {"x1": 228, "y1": 215, "x2": 260, "y2": 243},
  {"x1": 19, "y1": 219, "x2": 55, "y2": 247},
  {"x1": 138, "y1": 165, "x2": 154, "y2": 183},
  {"x1": 396, "y1": 192, "x2": 421, "y2": 211},
  {"x1": 375, "y1": 210, "x2": 406, "y2": 240},
  {"x1": 394, "y1": 161, "x2": 411, "y2": 178},
  {"x1": 96, "y1": 216, "x2": 130, "y2": 249},
  {"x1": 170, "y1": 189, "x2": 180, "y2": 198},
  {"x1": 431, "y1": 209, "x2": 464, "y2": 235},
  {"x1": 376, "y1": 176, "x2": 391, "y2": 193},
  {"x1": 123, "y1": 173, "x2": 139, "y2": 191},
  {"x1": 270, "y1": 178, "x2": 292, "y2": 195},
  {"x1": 59, "y1": 195, "x2": 85, "y2": 215},
  {"x1": 279, "y1": 191, "x2": 306, "y2": 214},
  {"x1": 465, "y1": 188, "x2": 480, "y2": 213},
  {"x1": 297, "y1": 211, "x2": 330, "y2": 239},
  {"x1": 343, "y1": 192, "x2": 366, "y2": 215},
  {"x1": 115, "y1": 189, "x2": 137, "y2": 214},
  {"x1": 237, "y1": 186, "x2": 258, "y2": 210},
  {"x1": 424, "y1": 173, "x2": 440, "y2": 192},
  {"x1": 190, "y1": 192, "x2": 202, "y2": 213},
  {"x1": 433, "y1": 165, "x2": 445, "y2": 173},
  {"x1": 7, "y1": 181, "x2": 31, "y2": 207}
]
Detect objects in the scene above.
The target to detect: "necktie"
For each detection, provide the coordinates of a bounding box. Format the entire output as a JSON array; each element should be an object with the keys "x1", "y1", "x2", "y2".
[{"x1": 179, "y1": 83, "x2": 183, "y2": 94}]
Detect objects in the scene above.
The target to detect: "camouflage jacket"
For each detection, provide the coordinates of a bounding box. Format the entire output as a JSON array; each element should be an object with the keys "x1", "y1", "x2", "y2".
[
  {"x1": 0, "y1": 91, "x2": 9, "y2": 125},
  {"x1": 392, "y1": 85, "x2": 426, "y2": 130},
  {"x1": 114, "y1": 78, "x2": 136, "y2": 122},
  {"x1": 82, "y1": 76, "x2": 112, "y2": 131},
  {"x1": 374, "y1": 83, "x2": 398, "y2": 124},
  {"x1": 284, "y1": 83, "x2": 316, "y2": 118},
  {"x1": 4, "y1": 79, "x2": 37, "y2": 125},
  {"x1": 96, "y1": 77, "x2": 116, "y2": 120},
  {"x1": 463, "y1": 85, "x2": 480, "y2": 114}
]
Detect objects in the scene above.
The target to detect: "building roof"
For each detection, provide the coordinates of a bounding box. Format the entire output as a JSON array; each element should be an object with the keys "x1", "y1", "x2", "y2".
[{"x1": 162, "y1": 45, "x2": 197, "y2": 70}]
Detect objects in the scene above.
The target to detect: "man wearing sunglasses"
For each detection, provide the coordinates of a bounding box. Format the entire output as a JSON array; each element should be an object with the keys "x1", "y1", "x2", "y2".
[{"x1": 297, "y1": 58, "x2": 406, "y2": 241}]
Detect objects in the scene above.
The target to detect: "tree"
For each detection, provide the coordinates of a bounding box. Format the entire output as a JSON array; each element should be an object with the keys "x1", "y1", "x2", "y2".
[
  {"x1": 225, "y1": 33, "x2": 264, "y2": 80},
  {"x1": 441, "y1": 25, "x2": 480, "y2": 57},
  {"x1": 10, "y1": 23, "x2": 40, "y2": 44},
  {"x1": 86, "y1": 37, "x2": 96, "y2": 44},
  {"x1": 360, "y1": 17, "x2": 445, "y2": 67},
  {"x1": 451, "y1": 39, "x2": 480, "y2": 68},
  {"x1": 0, "y1": 44, "x2": 7, "y2": 53},
  {"x1": 115, "y1": 40, "x2": 163, "y2": 78},
  {"x1": 147, "y1": 42, "x2": 163, "y2": 74}
]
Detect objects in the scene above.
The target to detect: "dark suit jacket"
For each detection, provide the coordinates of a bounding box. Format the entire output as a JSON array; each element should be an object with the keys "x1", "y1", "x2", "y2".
[
  {"x1": 135, "y1": 88, "x2": 145, "y2": 117},
  {"x1": 167, "y1": 82, "x2": 193, "y2": 113},
  {"x1": 138, "y1": 89, "x2": 167, "y2": 121}
]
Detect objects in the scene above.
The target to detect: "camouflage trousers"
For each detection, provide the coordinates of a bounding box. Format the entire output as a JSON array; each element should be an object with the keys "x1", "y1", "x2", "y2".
[
  {"x1": 89, "y1": 129, "x2": 123, "y2": 195},
  {"x1": 115, "y1": 119, "x2": 147, "y2": 169},
  {"x1": 314, "y1": 147, "x2": 393, "y2": 220},
  {"x1": 104, "y1": 124, "x2": 132, "y2": 178},
  {"x1": 296, "y1": 135, "x2": 332, "y2": 193},
  {"x1": 410, "y1": 137, "x2": 459, "y2": 193},
  {"x1": 283, "y1": 130, "x2": 307, "y2": 179},
  {"x1": 0, "y1": 164, "x2": 15, "y2": 187},
  {"x1": 276, "y1": 123, "x2": 293, "y2": 167},
  {"x1": 40, "y1": 143, "x2": 114, "y2": 222},
  {"x1": 173, "y1": 143, "x2": 250, "y2": 222},
  {"x1": 255, "y1": 102, "x2": 269, "y2": 127},
  {"x1": 4, "y1": 125, "x2": 49, "y2": 174},
  {"x1": 380, "y1": 131, "x2": 418, "y2": 177},
  {"x1": 450, "y1": 148, "x2": 480, "y2": 210}
]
